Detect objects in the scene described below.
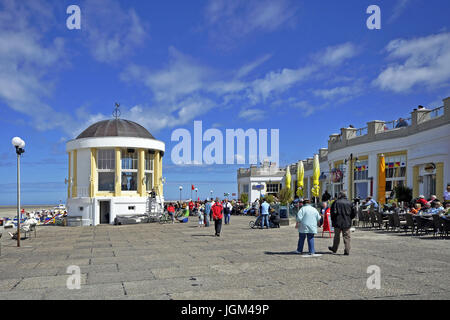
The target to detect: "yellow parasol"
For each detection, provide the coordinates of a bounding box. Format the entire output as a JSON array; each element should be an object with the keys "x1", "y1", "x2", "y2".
[
  {"x1": 378, "y1": 154, "x2": 386, "y2": 205},
  {"x1": 296, "y1": 161, "x2": 304, "y2": 197},
  {"x1": 311, "y1": 154, "x2": 320, "y2": 198},
  {"x1": 285, "y1": 165, "x2": 291, "y2": 191}
]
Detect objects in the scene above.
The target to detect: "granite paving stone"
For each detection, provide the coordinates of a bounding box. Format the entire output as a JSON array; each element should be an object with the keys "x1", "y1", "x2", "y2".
[{"x1": 0, "y1": 216, "x2": 448, "y2": 299}]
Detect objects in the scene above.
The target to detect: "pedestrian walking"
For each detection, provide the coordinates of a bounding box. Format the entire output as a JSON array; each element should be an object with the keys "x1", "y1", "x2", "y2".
[
  {"x1": 223, "y1": 199, "x2": 232, "y2": 225},
  {"x1": 260, "y1": 198, "x2": 270, "y2": 229},
  {"x1": 204, "y1": 198, "x2": 212, "y2": 227},
  {"x1": 212, "y1": 198, "x2": 223, "y2": 237},
  {"x1": 198, "y1": 202, "x2": 205, "y2": 227},
  {"x1": 295, "y1": 199, "x2": 321, "y2": 257},
  {"x1": 329, "y1": 191, "x2": 356, "y2": 256}
]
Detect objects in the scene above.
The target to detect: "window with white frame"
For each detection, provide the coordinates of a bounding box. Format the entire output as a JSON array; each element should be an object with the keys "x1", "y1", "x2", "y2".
[
  {"x1": 243, "y1": 184, "x2": 249, "y2": 194},
  {"x1": 385, "y1": 155, "x2": 407, "y2": 196},
  {"x1": 145, "y1": 151, "x2": 154, "y2": 192},
  {"x1": 354, "y1": 160, "x2": 369, "y2": 199},
  {"x1": 121, "y1": 149, "x2": 138, "y2": 191},
  {"x1": 97, "y1": 149, "x2": 115, "y2": 192},
  {"x1": 266, "y1": 183, "x2": 280, "y2": 194}
]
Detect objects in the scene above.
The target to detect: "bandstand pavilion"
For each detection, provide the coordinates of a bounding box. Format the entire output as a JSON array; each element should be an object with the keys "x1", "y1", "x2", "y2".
[{"x1": 66, "y1": 112, "x2": 165, "y2": 226}]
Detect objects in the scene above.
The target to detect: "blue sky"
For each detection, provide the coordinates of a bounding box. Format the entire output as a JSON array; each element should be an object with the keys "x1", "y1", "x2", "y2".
[{"x1": 0, "y1": 0, "x2": 449, "y2": 204}]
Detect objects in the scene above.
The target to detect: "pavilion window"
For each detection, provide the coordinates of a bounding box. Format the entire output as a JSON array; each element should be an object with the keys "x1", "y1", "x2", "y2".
[
  {"x1": 145, "y1": 151, "x2": 154, "y2": 192},
  {"x1": 121, "y1": 149, "x2": 138, "y2": 191},
  {"x1": 384, "y1": 155, "x2": 407, "y2": 197},
  {"x1": 97, "y1": 149, "x2": 115, "y2": 192},
  {"x1": 353, "y1": 160, "x2": 369, "y2": 199}
]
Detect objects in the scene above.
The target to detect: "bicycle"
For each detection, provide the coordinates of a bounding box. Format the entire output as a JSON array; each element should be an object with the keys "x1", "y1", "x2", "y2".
[
  {"x1": 159, "y1": 211, "x2": 173, "y2": 224},
  {"x1": 249, "y1": 215, "x2": 263, "y2": 229}
]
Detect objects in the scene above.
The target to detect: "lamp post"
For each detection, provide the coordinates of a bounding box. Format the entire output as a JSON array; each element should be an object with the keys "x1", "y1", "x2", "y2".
[
  {"x1": 195, "y1": 188, "x2": 198, "y2": 201},
  {"x1": 344, "y1": 153, "x2": 359, "y2": 201},
  {"x1": 12, "y1": 137, "x2": 25, "y2": 247},
  {"x1": 210, "y1": 190, "x2": 213, "y2": 200},
  {"x1": 179, "y1": 186, "x2": 183, "y2": 203}
]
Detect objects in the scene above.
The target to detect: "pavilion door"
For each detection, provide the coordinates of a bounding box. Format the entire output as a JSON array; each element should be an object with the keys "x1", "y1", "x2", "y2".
[
  {"x1": 99, "y1": 201, "x2": 110, "y2": 224},
  {"x1": 423, "y1": 174, "x2": 436, "y2": 199}
]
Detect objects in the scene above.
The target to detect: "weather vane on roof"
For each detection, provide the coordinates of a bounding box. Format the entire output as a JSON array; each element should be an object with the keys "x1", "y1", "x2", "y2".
[{"x1": 113, "y1": 102, "x2": 121, "y2": 119}]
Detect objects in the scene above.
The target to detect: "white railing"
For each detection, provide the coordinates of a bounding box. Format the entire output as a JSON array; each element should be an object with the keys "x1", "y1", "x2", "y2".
[{"x1": 76, "y1": 186, "x2": 89, "y2": 197}]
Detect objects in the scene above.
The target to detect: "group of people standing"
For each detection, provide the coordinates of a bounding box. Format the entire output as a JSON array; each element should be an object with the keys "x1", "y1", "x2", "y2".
[
  {"x1": 294, "y1": 191, "x2": 356, "y2": 257},
  {"x1": 165, "y1": 198, "x2": 233, "y2": 237}
]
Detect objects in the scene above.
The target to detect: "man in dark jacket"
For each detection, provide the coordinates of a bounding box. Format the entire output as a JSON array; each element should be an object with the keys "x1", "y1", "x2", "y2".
[{"x1": 329, "y1": 191, "x2": 356, "y2": 255}]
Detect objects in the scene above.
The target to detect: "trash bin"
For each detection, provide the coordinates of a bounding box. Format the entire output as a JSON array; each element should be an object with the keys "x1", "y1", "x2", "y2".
[{"x1": 279, "y1": 206, "x2": 288, "y2": 219}]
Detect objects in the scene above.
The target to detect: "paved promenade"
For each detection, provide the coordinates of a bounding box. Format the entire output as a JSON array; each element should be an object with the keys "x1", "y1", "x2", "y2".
[{"x1": 0, "y1": 216, "x2": 449, "y2": 300}]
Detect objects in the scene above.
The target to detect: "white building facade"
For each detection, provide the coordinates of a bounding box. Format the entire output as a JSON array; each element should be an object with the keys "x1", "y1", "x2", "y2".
[
  {"x1": 238, "y1": 97, "x2": 450, "y2": 204},
  {"x1": 66, "y1": 119, "x2": 165, "y2": 226}
]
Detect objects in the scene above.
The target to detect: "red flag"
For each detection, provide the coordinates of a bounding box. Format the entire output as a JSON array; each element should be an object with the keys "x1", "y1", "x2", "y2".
[{"x1": 191, "y1": 184, "x2": 195, "y2": 190}]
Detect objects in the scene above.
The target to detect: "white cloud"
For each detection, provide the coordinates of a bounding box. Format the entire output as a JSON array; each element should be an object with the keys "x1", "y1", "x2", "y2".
[
  {"x1": 235, "y1": 54, "x2": 272, "y2": 79},
  {"x1": 204, "y1": 0, "x2": 298, "y2": 42},
  {"x1": 0, "y1": 0, "x2": 73, "y2": 133},
  {"x1": 373, "y1": 32, "x2": 450, "y2": 92},
  {"x1": 249, "y1": 66, "x2": 316, "y2": 103},
  {"x1": 317, "y1": 42, "x2": 360, "y2": 66},
  {"x1": 121, "y1": 47, "x2": 212, "y2": 103},
  {"x1": 389, "y1": 0, "x2": 411, "y2": 23},
  {"x1": 238, "y1": 108, "x2": 265, "y2": 121},
  {"x1": 83, "y1": 0, "x2": 147, "y2": 63},
  {"x1": 313, "y1": 85, "x2": 362, "y2": 100}
]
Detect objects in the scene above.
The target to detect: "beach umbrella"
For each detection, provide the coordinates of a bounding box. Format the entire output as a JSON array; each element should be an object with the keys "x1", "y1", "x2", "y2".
[
  {"x1": 285, "y1": 165, "x2": 291, "y2": 191},
  {"x1": 296, "y1": 161, "x2": 304, "y2": 197},
  {"x1": 378, "y1": 154, "x2": 386, "y2": 205},
  {"x1": 311, "y1": 155, "x2": 320, "y2": 202}
]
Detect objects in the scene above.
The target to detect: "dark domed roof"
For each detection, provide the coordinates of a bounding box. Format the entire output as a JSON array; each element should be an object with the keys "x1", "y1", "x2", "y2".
[{"x1": 76, "y1": 119, "x2": 155, "y2": 140}]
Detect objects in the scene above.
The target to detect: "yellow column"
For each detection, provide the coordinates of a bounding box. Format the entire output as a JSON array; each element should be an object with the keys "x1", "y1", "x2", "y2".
[
  {"x1": 138, "y1": 149, "x2": 145, "y2": 196},
  {"x1": 72, "y1": 150, "x2": 77, "y2": 198},
  {"x1": 153, "y1": 151, "x2": 160, "y2": 195},
  {"x1": 159, "y1": 152, "x2": 163, "y2": 196},
  {"x1": 115, "y1": 148, "x2": 121, "y2": 197},
  {"x1": 90, "y1": 148, "x2": 97, "y2": 198},
  {"x1": 413, "y1": 165, "x2": 419, "y2": 198},
  {"x1": 436, "y1": 162, "x2": 444, "y2": 200},
  {"x1": 68, "y1": 152, "x2": 71, "y2": 198}
]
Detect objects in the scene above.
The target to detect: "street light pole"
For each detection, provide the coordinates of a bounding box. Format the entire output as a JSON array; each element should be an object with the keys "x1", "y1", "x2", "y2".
[
  {"x1": 179, "y1": 186, "x2": 183, "y2": 203},
  {"x1": 16, "y1": 151, "x2": 20, "y2": 247},
  {"x1": 12, "y1": 137, "x2": 25, "y2": 248}
]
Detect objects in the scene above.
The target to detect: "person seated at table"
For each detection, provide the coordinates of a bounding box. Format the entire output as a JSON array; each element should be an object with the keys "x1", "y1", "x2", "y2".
[
  {"x1": 422, "y1": 202, "x2": 432, "y2": 214},
  {"x1": 389, "y1": 202, "x2": 400, "y2": 213},
  {"x1": 427, "y1": 195, "x2": 438, "y2": 205},
  {"x1": 177, "y1": 203, "x2": 189, "y2": 223},
  {"x1": 410, "y1": 203, "x2": 422, "y2": 215},
  {"x1": 428, "y1": 201, "x2": 444, "y2": 215},
  {"x1": 365, "y1": 196, "x2": 378, "y2": 209},
  {"x1": 444, "y1": 202, "x2": 450, "y2": 215},
  {"x1": 416, "y1": 195, "x2": 428, "y2": 207}
]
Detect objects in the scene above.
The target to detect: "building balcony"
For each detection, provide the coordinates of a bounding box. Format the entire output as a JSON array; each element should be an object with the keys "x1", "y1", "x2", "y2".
[{"x1": 327, "y1": 97, "x2": 450, "y2": 152}]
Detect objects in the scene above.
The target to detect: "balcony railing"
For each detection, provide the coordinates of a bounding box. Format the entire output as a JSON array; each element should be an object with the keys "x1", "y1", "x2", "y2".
[
  {"x1": 383, "y1": 117, "x2": 411, "y2": 131},
  {"x1": 76, "y1": 186, "x2": 89, "y2": 197},
  {"x1": 429, "y1": 105, "x2": 444, "y2": 119},
  {"x1": 355, "y1": 127, "x2": 367, "y2": 136}
]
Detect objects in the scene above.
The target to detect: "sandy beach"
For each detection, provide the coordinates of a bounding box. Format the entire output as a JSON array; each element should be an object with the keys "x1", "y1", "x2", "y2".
[{"x1": 0, "y1": 205, "x2": 55, "y2": 219}]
